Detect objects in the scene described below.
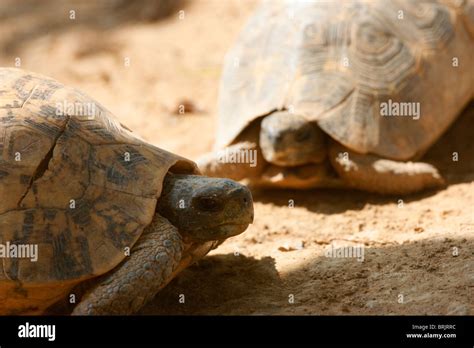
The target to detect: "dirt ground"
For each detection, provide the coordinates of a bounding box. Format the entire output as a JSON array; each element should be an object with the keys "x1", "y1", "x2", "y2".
[{"x1": 0, "y1": 0, "x2": 472, "y2": 315}]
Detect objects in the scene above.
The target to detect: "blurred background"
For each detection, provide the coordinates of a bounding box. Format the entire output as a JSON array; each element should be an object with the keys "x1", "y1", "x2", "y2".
[
  {"x1": 1, "y1": 0, "x2": 472, "y2": 315},
  {"x1": 0, "y1": 0, "x2": 257, "y2": 159}
]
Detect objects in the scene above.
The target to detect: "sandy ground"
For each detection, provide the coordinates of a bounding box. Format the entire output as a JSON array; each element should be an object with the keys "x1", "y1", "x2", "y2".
[{"x1": 0, "y1": 0, "x2": 472, "y2": 315}]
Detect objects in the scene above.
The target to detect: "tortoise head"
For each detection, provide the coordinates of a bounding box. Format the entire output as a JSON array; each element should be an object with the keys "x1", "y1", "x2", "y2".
[
  {"x1": 157, "y1": 174, "x2": 253, "y2": 242},
  {"x1": 259, "y1": 111, "x2": 327, "y2": 167}
]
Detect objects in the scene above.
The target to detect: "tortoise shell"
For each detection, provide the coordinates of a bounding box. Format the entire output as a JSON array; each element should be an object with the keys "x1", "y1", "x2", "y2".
[
  {"x1": 0, "y1": 68, "x2": 197, "y2": 307},
  {"x1": 216, "y1": 0, "x2": 473, "y2": 160}
]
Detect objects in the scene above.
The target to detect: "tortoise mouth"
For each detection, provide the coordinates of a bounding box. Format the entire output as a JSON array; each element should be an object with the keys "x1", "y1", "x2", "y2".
[
  {"x1": 185, "y1": 222, "x2": 250, "y2": 242},
  {"x1": 215, "y1": 223, "x2": 249, "y2": 235},
  {"x1": 257, "y1": 161, "x2": 339, "y2": 188},
  {"x1": 263, "y1": 162, "x2": 323, "y2": 179},
  {"x1": 263, "y1": 149, "x2": 325, "y2": 167}
]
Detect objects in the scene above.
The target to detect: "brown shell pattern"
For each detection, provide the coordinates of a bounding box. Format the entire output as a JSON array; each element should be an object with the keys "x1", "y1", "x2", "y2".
[
  {"x1": 217, "y1": 0, "x2": 473, "y2": 160},
  {"x1": 0, "y1": 68, "x2": 197, "y2": 287}
]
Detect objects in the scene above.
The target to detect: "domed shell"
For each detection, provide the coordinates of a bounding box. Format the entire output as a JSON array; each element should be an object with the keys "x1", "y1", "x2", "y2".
[
  {"x1": 0, "y1": 68, "x2": 198, "y2": 287},
  {"x1": 216, "y1": 0, "x2": 473, "y2": 160}
]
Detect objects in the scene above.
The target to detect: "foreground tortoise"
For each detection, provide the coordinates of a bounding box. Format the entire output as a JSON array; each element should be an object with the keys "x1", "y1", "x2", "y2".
[
  {"x1": 0, "y1": 68, "x2": 253, "y2": 315},
  {"x1": 199, "y1": 0, "x2": 474, "y2": 194}
]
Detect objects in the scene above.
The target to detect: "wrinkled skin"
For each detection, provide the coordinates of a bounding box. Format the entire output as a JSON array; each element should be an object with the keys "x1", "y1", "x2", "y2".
[
  {"x1": 259, "y1": 111, "x2": 327, "y2": 167},
  {"x1": 198, "y1": 0, "x2": 472, "y2": 194},
  {"x1": 198, "y1": 111, "x2": 445, "y2": 194},
  {"x1": 69, "y1": 174, "x2": 253, "y2": 315},
  {"x1": 157, "y1": 174, "x2": 254, "y2": 241}
]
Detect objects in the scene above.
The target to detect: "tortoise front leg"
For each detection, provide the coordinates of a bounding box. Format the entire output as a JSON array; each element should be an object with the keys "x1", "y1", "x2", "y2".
[
  {"x1": 329, "y1": 141, "x2": 445, "y2": 195},
  {"x1": 197, "y1": 141, "x2": 264, "y2": 181},
  {"x1": 71, "y1": 215, "x2": 183, "y2": 315}
]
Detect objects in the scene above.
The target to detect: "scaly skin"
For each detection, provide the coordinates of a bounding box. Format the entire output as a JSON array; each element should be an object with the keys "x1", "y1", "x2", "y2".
[
  {"x1": 72, "y1": 215, "x2": 182, "y2": 315},
  {"x1": 259, "y1": 111, "x2": 327, "y2": 166},
  {"x1": 198, "y1": 115, "x2": 446, "y2": 194},
  {"x1": 328, "y1": 142, "x2": 445, "y2": 195},
  {"x1": 72, "y1": 174, "x2": 253, "y2": 315}
]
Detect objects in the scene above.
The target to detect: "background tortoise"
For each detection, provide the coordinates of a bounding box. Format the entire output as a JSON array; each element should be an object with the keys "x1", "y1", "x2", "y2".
[
  {"x1": 199, "y1": 0, "x2": 473, "y2": 195},
  {"x1": 0, "y1": 68, "x2": 253, "y2": 315}
]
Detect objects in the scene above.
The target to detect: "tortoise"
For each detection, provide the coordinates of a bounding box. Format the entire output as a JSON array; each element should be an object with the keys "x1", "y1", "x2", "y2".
[
  {"x1": 198, "y1": 0, "x2": 474, "y2": 195},
  {"x1": 0, "y1": 68, "x2": 254, "y2": 315}
]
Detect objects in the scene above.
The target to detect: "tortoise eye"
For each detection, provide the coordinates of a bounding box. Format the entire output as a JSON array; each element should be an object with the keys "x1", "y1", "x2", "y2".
[
  {"x1": 195, "y1": 196, "x2": 222, "y2": 212},
  {"x1": 295, "y1": 128, "x2": 312, "y2": 142}
]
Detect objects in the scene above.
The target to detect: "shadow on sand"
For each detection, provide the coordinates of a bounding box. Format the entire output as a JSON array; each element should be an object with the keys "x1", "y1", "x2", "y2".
[
  {"x1": 142, "y1": 237, "x2": 473, "y2": 315},
  {"x1": 0, "y1": 0, "x2": 187, "y2": 55}
]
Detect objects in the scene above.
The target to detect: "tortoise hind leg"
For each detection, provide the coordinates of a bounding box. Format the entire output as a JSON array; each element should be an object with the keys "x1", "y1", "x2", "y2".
[
  {"x1": 329, "y1": 142, "x2": 445, "y2": 195},
  {"x1": 71, "y1": 215, "x2": 183, "y2": 315}
]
